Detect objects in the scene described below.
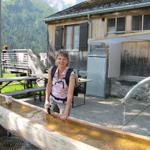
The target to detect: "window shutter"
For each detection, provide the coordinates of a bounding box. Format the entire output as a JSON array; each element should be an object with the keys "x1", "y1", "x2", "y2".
[
  {"x1": 55, "y1": 26, "x2": 63, "y2": 50},
  {"x1": 79, "y1": 23, "x2": 89, "y2": 51}
]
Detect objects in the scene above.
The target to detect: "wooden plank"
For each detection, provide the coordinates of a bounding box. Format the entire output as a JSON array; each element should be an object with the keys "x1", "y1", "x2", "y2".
[
  {"x1": 2, "y1": 66, "x2": 29, "y2": 70},
  {"x1": 92, "y1": 19, "x2": 105, "y2": 39},
  {"x1": 0, "y1": 95, "x2": 99, "y2": 150},
  {"x1": 0, "y1": 95, "x2": 150, "y2": 150},
  {"x1": 121, "y1": 41, "x2": 150, "y2": 76},
  {"x1": 2, "y1": 63, "x2": 28, "y2": 67},
  {"x1": 2, "y1": 49, "x2": 28, "y2": 52},
  {"x1": 5, "y1": 87, "x2": 45, "y2": 96},
  {"x1": 0, "y1": 76, "x2": 37, "y2": 82}
]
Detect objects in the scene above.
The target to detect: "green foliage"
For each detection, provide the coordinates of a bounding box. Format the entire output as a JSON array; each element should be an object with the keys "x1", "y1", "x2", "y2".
[
  {"x1": 1, "y1": 84, "x2": 24, "y2": 93},
  {"x1": 1, "y1": 0, "x2": 56, "y2": 53},
  {"x1": 2, "y1": 71, "x2": 16, "y2": 78},
  {"x1": 1, "y1": 72, "x2": 24, "y2": 93}
]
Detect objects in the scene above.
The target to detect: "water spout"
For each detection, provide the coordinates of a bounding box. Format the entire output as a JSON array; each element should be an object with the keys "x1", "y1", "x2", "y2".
[
  {"x1": 121, "y1": 76, "x2": 150, "y2": 104},
  {"x1": 4, "y1": 95, "x2": 13, "y2": 105}
]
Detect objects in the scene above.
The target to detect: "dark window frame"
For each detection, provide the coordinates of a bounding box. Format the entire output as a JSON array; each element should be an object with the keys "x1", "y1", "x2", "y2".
[
  {"x1": 64, "y1": 24, "x2": 80, "y2": 51},
  {"x1": 55, "y1": 26, "x2": 64, "y2": 50},
  {"x1": 132, "y1": 14, "x2": 150, "y2": 31},
  {"x1": 117, "y1": 17, "x2": 125, "y2": 32},
  {"x1": 143, "y1": 14, "x2": 150, "y2": 30},
  {"x1": 107, "y1": 18, "x2": 115, "y2": 33},
  {"x1": 132, "y1": 15, "x2": 142, "y2": 31},
  {"x1": 107, "y1": 17, "x2": 126, "y2": 34}
]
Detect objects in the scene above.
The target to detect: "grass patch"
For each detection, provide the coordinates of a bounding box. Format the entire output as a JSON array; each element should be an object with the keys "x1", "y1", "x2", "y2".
[
  {"x1": 3, "y1": 72, "x2": 16, "y2": 78},
  {"x1": 1, "y1": 72, "x2": 24, "y2": 93},
  {"x1": 1, "y1": 72, "x2": 40, "y2": 99},
  {"x1": 1, "y1": 84, "x2": 24, "y2": 93}
]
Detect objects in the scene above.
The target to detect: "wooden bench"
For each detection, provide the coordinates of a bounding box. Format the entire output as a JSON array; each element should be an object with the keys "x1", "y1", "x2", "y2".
[{"x1": 5, "y1": 87, "x2": 46, "y2": 101}]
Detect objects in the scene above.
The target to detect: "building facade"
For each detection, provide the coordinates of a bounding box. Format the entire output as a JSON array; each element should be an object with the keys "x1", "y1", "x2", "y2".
[{"x1": 45, "y1": 0, "x2": 150, "y2": 97}]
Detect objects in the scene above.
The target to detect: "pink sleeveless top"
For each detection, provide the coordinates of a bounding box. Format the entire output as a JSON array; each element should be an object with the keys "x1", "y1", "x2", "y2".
[{"x1": 51, "y1": 67, "x2": 70, "y2": 103}]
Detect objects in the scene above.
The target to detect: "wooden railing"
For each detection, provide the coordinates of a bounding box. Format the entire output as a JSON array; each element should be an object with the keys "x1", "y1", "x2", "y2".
[{"x1": 1, "y1": 49, "x2": 31, "y2": 75}]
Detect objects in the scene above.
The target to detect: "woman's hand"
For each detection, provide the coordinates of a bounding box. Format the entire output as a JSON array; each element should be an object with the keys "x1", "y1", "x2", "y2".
[
  {"x1": 44, "y1": 101, "x2": 51, "y2": 114},
  {"x1": 58, "y1": 113, "x2": 68, "y2": 120}
]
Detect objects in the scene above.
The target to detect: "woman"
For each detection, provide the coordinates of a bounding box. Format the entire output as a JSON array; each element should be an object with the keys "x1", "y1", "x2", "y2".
[{"x1": 44, "y1": 51, "x2": 76, "y2": 120}]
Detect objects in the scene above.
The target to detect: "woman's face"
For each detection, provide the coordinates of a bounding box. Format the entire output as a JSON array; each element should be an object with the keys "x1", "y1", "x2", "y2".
[{"x1": 56, "y1": 54, "x2": 69, "y2": 68}]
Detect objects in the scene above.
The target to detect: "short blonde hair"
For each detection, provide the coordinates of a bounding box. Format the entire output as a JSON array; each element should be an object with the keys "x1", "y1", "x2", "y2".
[
  {"x1": 56, "y1": 50, "x2": 70, "y2": 61},
  {"x1": 55, "y1": 50, "x2": 70, "y2": 66}
]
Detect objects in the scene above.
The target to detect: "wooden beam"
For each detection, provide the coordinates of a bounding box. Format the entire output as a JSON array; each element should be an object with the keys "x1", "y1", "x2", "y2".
[
  {"x1": 0, "y1": 95, "x2": 150, "y2": 150},
  {"x1": 0, "y1": 96, "x2": 99, "y2": 150}
]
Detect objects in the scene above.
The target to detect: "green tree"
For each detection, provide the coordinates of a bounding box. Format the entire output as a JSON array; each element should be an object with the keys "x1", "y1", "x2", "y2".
[{"x1": 1, "y1": 0, "x2": 56, "y2": 53}]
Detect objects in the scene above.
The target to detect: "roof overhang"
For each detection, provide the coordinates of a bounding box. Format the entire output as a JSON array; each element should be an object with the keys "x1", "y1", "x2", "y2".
[{"x1": 45, "y1": 2, "x2": 150, "y2": 23}]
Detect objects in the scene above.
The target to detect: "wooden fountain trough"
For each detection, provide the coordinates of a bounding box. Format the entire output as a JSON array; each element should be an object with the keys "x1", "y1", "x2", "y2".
[{"x1": 0, "y1": 94, "x2": 150, "y2": 150}]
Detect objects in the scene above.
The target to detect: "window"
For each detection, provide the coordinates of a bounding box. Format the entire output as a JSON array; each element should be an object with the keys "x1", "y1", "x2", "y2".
[
  {"x1": 107, "y1": 17, "x2": 125, "y2": 33},
  {"x1": 73, "y1": 26, "x2": 80, "y2": 49},
  {"x1": 55, "y1": 26, "x2": 63, "y2": 50},
  {"x1": 65, "y1": 25, "x2": 80, "y2": 50},
  {"x1": 132, "y1": 15, "x2": 142, "y2": 30},
  {"x1": 143, "y1": 15, "x2": 150, "y2": 30},
  {"x1": 132, "y1": 14, "x2": 150, "y2": 31},
  {"x1": 55, "y1": 23, "x2": 88, "y2": 51},
  {"x1": 107, "y1": 18, "x2": 115, "y2": 33},
  {"x1": 117, "y1": 17, "x2": 125, "y2": 31},
  {"x1": 66, "y1": 26, "x2": 72, "y2": 49}
]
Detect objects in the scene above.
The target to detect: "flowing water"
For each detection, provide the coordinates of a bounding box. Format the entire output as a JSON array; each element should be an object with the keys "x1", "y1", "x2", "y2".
[
  {"x1": 0, "y1": 97, "x2": 150, "y2": 150},
  {"x1": 123, "y1": 103, "x2": 126, "y2": 126}
]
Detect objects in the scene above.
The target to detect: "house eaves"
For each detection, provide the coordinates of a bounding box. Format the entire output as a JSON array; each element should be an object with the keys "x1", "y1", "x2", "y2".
[{"x1": 44, "y1": 1, "x2": 150, "y2": 23}]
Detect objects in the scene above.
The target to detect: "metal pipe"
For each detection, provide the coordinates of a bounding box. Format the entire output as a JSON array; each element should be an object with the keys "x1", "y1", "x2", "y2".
[
  {"x1": 87, "y1": 14, "x2": 92, "y2": 39},
  {"x1": 45, "y1": 2, "x2": 150, "y2": 22}
]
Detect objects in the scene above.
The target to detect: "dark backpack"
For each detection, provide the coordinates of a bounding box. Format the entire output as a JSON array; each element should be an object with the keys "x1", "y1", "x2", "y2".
[{"x1": 51, "y1": 66, "x2": 78, "y2": 96}]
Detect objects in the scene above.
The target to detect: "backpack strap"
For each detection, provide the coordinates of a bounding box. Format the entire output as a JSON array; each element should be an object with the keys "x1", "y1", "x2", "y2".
[
  {"x1": 65, "y1": 68, "x2": 74, "y2": 86},
  {"x1": 51, "y1": 66, "x2": 74, "y2": 86},
  {"x1": 51, "y1": 65, "x2": 57, "y2": 79}
]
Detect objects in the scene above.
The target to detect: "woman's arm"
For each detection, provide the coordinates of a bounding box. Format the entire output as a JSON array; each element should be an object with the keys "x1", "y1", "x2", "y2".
[
  {"x1": 59, "y1": 72, "x2": 76, "y2": 119},
  {"x1": 44, "y1": 69, "x2": 52, "y2": 109}
]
